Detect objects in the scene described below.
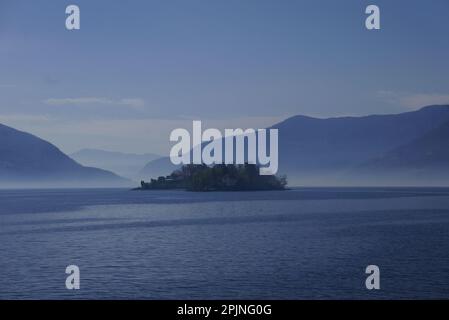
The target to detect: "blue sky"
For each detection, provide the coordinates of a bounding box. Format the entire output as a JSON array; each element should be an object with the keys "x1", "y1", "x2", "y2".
[{"x1": 1, "y1": 0, "x2": 449, "y2": 154}]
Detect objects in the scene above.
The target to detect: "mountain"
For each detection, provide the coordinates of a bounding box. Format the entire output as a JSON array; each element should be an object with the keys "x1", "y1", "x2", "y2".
[
  {"x1": 138, "y1": 105, "x2": 449, "y2": 186},
  {"x1": 364, "y1": 120, "x2": 449, "y2": 169},
  {"x1": 351, "y1": 119, "x2": 449, "y2": 185},
  {"x1": 0, "y1": 123, "x2": 132, "y2": 188},
  {"x1": 273, "y1": 105, "x2": 449, "y2": 185},
  {"x1": 71, "y1": 148, "x2": 160, "y2": 179},
  {"x1": 139, "y1": 156, "x2": 181, "y2": 181}
]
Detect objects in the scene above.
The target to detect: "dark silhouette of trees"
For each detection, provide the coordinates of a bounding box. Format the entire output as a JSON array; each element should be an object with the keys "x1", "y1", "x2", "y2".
[{"x1": 140, "y1": 163, "x2": 287, "y2": 191}]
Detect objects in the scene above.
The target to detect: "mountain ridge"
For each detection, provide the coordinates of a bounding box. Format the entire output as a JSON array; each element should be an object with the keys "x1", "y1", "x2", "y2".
[
  {"x1": 70, "y1": 148, "x2": 161, "y2": 179},
  {"x1": 0, "y1": 123, "x2": 132, "y2": 188},
  {"x1": 139, "y1": 105, "x2": 449, "y2": 186}
]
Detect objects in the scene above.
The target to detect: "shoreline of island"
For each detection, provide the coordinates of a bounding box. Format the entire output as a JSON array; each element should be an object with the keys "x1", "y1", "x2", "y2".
[{"x1": 135, "y1": 163, "x2": 287, "y2": 192}]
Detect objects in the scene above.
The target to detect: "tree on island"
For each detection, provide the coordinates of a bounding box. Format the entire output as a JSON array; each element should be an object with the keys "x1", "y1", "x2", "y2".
[{"x1": 140, "y1": 163, "x2": 287, "y2": 191}]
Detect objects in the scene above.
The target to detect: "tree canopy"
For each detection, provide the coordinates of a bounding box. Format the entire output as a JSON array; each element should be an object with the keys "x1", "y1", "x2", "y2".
[{"x1": 140, "y1": 163, "x2": 287, "y2": 191}]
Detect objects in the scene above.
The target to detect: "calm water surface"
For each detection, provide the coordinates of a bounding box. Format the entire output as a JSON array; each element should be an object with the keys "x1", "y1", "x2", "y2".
[{"x1": 1, "y1": 187, "x2": 449, "y2": 299}]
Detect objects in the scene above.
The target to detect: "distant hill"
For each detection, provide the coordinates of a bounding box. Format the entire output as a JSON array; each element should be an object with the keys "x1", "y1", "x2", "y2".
[
  {"x1": 273, "y1": 105, "x2": 449, "y2": 183},
  {"x1": 71, "y1": 148, "x2": 160, "y2": 179},
  {"x1": 363, "y1": 120, "x2": 449, "y2": 169},
  {"x1": 351, "y1": 119, "x2": 449, "y2": 185},
  {"x1": 0, "y1": 123, "x2": 132, "y2": 188},
  {"x1": 138, "y1": 105, "x2": 449, "y2": 186},
  {"x1": 139, "y1": 156, "x2": 181, "y2": 181}
]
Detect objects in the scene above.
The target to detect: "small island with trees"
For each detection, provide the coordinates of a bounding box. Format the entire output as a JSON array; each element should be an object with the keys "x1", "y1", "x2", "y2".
[{"x1": 137, "y1": 163, "x2": 287, "y2": 192}]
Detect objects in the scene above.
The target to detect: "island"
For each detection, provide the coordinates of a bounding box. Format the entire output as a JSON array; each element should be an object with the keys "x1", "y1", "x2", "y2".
[{"x1": 137, "y1": 163, "x2": 287, "y2": 191}]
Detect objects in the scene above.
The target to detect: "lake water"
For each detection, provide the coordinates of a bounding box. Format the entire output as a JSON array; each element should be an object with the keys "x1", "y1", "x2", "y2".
[{"x1": 1, "y1": 187, "x2": 449, "y2": 299}]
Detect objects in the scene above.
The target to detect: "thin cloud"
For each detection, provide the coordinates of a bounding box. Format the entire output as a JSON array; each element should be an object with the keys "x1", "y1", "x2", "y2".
[
  {"x1": 0, "y1": 114, "x2": 52, "y2": 123},
  {"x1": 43, "y1": 97, "x2": 146, "y2": 109},
  {"x1": 399, "y1": 94, "x2": 449, "y2": 108},
  {"x1": 119, "y1": 98, "x2": 145, "y2": 109},
  {"x1": 379, "y1": 90, "x2": 449, "y2": 109}
]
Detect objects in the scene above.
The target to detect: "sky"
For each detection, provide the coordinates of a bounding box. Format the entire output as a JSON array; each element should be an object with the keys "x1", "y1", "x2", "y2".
[{"x1": 1, "y1": 0, "x2": 449, "y2": 155}]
